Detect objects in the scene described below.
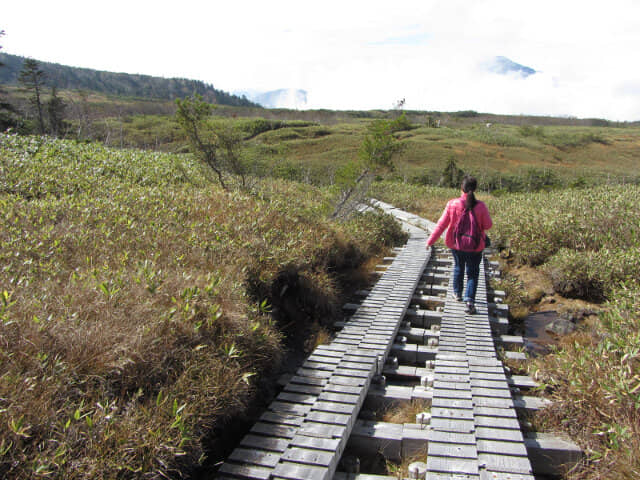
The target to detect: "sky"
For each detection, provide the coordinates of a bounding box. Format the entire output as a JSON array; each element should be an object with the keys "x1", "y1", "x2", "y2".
[{"x1": 3, "y1": 0, "x2": 640, "y2": 121}]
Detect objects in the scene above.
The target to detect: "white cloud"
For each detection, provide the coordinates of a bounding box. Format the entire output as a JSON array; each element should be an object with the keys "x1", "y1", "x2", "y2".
[{"x1": 2, "y1": 0, "x2": 640, "y2": 120}]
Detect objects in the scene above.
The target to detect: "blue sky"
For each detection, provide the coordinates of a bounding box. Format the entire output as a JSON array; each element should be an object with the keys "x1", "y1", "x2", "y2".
[{"x1": 3, "y1": 0, "x2": 640, "y2": 120}]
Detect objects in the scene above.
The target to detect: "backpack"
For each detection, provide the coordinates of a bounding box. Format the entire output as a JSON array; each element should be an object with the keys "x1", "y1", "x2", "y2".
[{"x1": 453, "y1": 205, "x2": 482, "y2": 251}]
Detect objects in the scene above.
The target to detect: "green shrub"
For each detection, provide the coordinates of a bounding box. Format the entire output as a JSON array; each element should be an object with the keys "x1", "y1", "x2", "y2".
[{"x1": 546, "y1": 249, "x2": 604, "y2": 300}]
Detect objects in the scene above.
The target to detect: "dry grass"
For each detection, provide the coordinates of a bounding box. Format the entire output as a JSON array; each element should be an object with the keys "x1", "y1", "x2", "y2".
[{"x1": 382, "y1": 399, "x2": 431, "y2": 424}]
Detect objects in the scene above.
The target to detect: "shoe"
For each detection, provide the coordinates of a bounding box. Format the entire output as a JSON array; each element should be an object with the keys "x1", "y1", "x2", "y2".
[
  {"x1": 465, "y1": 302, "x2": 476, "y2": 314},
  {"x1": 454, "y1": 293, "x2": 463, "y2": 302}
]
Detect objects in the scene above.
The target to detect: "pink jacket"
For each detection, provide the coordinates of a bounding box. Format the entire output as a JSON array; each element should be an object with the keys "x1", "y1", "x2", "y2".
[{"x1": 426, "y1": 194, "x2": 492, "y2": 252}]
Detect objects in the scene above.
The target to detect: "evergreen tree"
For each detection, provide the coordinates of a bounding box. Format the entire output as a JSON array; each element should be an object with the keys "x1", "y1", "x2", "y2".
[
  {"x1": 47, "y1": 86, "x2": 66, "y2": 137},
  {"x1": 0, "y1": 29, "x2": 18, "y2": 131},
  {"x1": 18, "y1": 58, "x2": 47, "y2": 133},
  {"x1": 440, "y1": 157, "x2": 464, "y2": 188}
]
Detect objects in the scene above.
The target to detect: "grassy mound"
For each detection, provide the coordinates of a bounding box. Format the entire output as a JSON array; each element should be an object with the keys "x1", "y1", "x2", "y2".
[{"x1": 0, "y1": 134, "x2": 404, "y2": 478}]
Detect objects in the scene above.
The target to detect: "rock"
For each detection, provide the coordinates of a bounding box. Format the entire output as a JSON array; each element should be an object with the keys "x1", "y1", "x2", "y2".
[{"x1": 545, "y1": 318, "x2": 576, "y2": 336}]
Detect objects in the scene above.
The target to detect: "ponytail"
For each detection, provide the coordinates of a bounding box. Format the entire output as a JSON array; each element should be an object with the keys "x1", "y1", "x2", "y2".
[{"x1": 461, "y1": 175, "x2": 478, "y2": 210}]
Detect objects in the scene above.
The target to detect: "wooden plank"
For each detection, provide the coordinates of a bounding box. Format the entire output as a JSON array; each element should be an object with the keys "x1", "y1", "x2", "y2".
[
  {"x1": 219, "y1": 463, "x2": 273, "y2": 479},
  {"x1": 285, "y1": 383, "x2": 324, "y2": 396},
  {"x1": 318, "y1": 392, "x2": 360, "y2": 404},
  {"x1": 277, "y1": 392, "x2": 317, "y2": 405},
  {"x1": 428, "y1": 442, "x2": 478, "y2": 459},
  {"x1": 299, "y1": 422, "x2": 347, "y2": 439},
  {"x1": 290, "y1": 434, "x2": 340, "y2": 451},
  {"x1": 313, "y1": 401, "x2": 358, "y2": 416},
  {"x1": 228, "y1": 448, "x2": 281, "y2": 468},
  {"x1": 281, "y1": 447, "x2": 335, "y2": 467},
  {"x1": 306, "y1": 411, "x2": 351, "y2": 426},
  {"x1": 260, "y1": 411, "x2": 305, "y2": 427},
  {"x1": 475, "y1": 427, "x2": 524, "y2": 442},
  {"x1": 525, "y1": 432, "x2": 583, "y2": 477},
  {"x1": 427, "y1": 456, "x2": 479, "y2": 475},
  {"x1": 477, "y1": 453, "x2": 532, "y2": 475},
  {"x1": 473, "y1": 405, "x2": 517, "y2": 418},
  {"x1": 431, "y1": 397, "x2": 473, "y2": 409},
  {"x1": 324, "y1": 383, "x2": 364, "y2": 396},
  {"x1": 429, "y1": 417, "x2": 476, "y2": 433},
  {"x1": 513, "y1": 395, "x2": 552, "y2": 410},
  {"x1": 428, "y1": 430, "x2": 476, "y2": 445},
  {"x1": 474, "y1": 416, "x2": 521, "y2": 430},
  {"x1": 250, "y1": 422, "x2": 297, "y2": 439},
  {"x1": 240, "y1": 434, "x2": 289, "y2": 452},
  {"x1": 273, "y1": 462, "x2": 330, "y2": 480},
  {"x1": 270, "y1": 401, "x2": 312, "y2": 416},
  {"x1": 477, "y1": 439, "x2": 528, "y2": 456},
  {"x1": 430, "y1": 407, "x2": 474, "y2": 420}
]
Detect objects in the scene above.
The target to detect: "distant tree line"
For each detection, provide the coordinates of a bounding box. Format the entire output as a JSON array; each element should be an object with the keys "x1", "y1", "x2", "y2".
[{"x1": 0, "y1": 52, "x2": 257, "y2": 107}]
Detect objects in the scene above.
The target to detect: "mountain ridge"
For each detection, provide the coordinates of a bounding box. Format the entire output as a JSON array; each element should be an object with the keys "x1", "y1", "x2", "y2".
[{"x1": 0, "y1": 52, "x2": 258, "y2": 107}]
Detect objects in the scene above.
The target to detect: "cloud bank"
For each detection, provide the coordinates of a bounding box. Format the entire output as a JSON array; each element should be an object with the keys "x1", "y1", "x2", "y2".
[{"x1": 3, "y1": 0, "x2": 640, "y2": 120}]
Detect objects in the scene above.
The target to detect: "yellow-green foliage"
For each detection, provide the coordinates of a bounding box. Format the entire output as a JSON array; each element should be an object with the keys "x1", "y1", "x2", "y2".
[
  {"x1": 0, "y1": 133, "x2": 402, "y2": 478},
  {"x1": 488, "y1": 185, "x2": 640, "y2": 300}
]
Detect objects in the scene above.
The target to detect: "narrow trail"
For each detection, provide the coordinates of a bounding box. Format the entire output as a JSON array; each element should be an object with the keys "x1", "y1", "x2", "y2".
[{"x1": 216, "y1": 202, "x2": 581, "y2": 480}]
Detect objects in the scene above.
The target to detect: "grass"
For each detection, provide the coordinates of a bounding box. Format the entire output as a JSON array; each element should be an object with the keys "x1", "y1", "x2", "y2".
[{"x1": 0, "y1": 133, "x2": 405, "y2": 478}]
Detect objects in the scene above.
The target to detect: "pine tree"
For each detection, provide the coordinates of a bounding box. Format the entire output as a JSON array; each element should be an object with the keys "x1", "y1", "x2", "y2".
[{"x1": 18, "y1": 58, "x2": 47, "y2": 134}]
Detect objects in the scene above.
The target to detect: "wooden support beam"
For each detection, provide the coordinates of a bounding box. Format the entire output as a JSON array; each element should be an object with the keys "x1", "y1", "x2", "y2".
[{"x1": 525, "y1": 433, "x2": 583, "y2": 477}]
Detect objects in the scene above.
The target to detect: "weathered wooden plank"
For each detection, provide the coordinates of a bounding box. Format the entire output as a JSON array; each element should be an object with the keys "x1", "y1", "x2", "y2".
[
  {"x1": 473, "y1": 405, "x2": 517, "y2": 418},
  {"x1": 240, "y1": 434, "x2": 289, "y2": 452},
  {"x1": 273, "y1": 462, "x2": 330, "y2": 480},
  {"x1": 430, "y1": 407, "x2": 475, "y2": 420},
  {"x1": 285, "y1": 383, "x2": 324, "y2": 396},
  {"x1": 428, "y1": 429, "x2": 476, "y2": 445},
  {"x1": 477, "y1": 453, "x2": 532, "y2": 474},
  {"x1": 428, "y1": 442, "x2": 478, "y2": 459},
  {"x1": 228, "y1": 448, "x2": 281, "y2": 468},
  {"x1": 250, "y1": 422, "x2": 297, "y2": 439},
  {"x1": 426, "y1": 456, "x2": 479, "y2": 475},
  {"x1": 269, "y1": 401, "x2": 312, "y2": 416},
  {"x1": 299, "y1": 422, "x2": 347, "y2": 439},
  {"x1": 324, "y1": 383, "x2": 364, "y2": 396},
  {"x1": 475, "y1": 427, "x2": 524, "y2": 442},
  {"x1": 525, "y1": 432, "x2": 583, "y2": 477},
  {"x1": 219, "y1": 463, "x2": 273, "y2": 479},
  {"x1": 477, "y1": 439, "x2": 528, "y2": 456},
  {"x1": 281, "y1": 447, "x2": 335, "y2": 467},
  {"x1": 313, "y1": 401, "x2": 358, "y2": 416},
  {"x1": 306, "y1": 410, "x2": 352, "y2": 426},
  {"x1": 474, "y1": 416, "x2": 521, "y2": 430},
  {"x1": 429, "y1": 417, "x2": 476, "y2": 433},
  {"x1": 431, "y1": 397, "x2": 474, "y2": 409},
  {"x1": 277, "y1": 392, "x2": 317, "y2": 405},
  {"x1": 260, "y1": 411, "x2": 305, "y2": 427},
  {"x1": 290, "y1": 434, "x2": 341, "y2": 451}
]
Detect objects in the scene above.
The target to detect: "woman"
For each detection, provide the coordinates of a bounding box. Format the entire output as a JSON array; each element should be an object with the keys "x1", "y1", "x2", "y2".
[{"x1": 426, "y1": 175, "x2": 492, "y2": 314}]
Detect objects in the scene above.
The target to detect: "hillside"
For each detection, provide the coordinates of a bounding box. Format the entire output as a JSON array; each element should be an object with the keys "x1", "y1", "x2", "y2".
[{"x1": 0, "y1": 52, "x2": 257, "y2": 106}]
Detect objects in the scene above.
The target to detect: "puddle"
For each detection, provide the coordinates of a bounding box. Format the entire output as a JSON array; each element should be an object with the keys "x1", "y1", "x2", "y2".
[{"x1": 524, "y1": 311, "x2": 560, "y2": 356}]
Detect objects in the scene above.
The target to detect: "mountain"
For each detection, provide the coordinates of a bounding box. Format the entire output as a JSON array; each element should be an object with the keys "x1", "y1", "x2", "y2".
[
  {"x1": 0, "y1": 53, "x2": 257, "y2": 107},
  {"x1": 486, "y1": 56, "x2": 536, "y2": 78},
  {"x1": 236, "y1": 89, "x2": 308, "y2": 109}
]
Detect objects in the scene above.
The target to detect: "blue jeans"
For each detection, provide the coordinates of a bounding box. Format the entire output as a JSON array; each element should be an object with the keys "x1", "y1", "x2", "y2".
[{"x1": 451, "y1": 249, "x2": 482, "y2": 303}]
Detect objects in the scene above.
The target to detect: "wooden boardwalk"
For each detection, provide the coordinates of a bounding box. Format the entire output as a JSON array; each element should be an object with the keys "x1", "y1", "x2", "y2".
[{"x1": 217, "y1": 202, "x2": 578, "y2": 480}]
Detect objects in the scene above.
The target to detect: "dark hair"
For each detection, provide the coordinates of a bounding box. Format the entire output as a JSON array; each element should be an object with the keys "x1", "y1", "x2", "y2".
[{"x1": 461, "y1": 175, "x2": 477, "y2": 210}]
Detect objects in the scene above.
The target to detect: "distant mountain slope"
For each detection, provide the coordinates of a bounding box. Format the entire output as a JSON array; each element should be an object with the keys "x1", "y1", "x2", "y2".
[
  {"x1": 0, "y1": 53, "x2": 258, "y2": 107},
  {"x1": 486, "y1": 56, "x2": 537, "y2": 78}
]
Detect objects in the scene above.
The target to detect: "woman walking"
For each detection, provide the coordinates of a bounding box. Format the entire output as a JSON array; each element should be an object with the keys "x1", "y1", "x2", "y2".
[{"x1": 426, "y1": 175, "x2": 492, "y2": 314}]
